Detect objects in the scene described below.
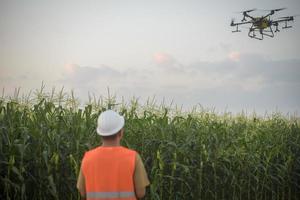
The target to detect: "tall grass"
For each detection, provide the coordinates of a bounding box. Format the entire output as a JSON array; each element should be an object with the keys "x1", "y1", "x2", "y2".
[{"x1": 0, "y1": 88, "x2": 299, "y2": 199}]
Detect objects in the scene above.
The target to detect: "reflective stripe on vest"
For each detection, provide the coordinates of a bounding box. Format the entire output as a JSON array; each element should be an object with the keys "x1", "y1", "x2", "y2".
[{"x1": 87, "y1": 191, "x2": 135, "y2": 199}]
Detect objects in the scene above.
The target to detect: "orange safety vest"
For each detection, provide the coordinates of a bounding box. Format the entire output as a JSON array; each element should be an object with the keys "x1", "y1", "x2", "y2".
[{"x1": 82, "y1": 146, "x2": 137, "y2": 200}]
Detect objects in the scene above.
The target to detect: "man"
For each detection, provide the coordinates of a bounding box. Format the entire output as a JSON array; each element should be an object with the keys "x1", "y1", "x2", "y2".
[{"x1": 77, "y1": 110, "x2": 150, "y2": 200}]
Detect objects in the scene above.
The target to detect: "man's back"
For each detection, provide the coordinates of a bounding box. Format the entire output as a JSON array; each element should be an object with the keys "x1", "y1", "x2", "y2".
[{"x1": 82, "y1": 146, "x2": 137, "y2": 199}]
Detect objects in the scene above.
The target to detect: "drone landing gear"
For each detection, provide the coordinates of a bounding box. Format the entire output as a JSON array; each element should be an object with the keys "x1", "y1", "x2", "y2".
[
  {"x1": 261, "y1": 26, "x2": 274, "y2": 37},
  {"x1": 283, "y1": 25, "x2": 292, "y2": 29},
  {"x1": 282, "y1": 20, "x2": 293, "y2": 29},
  {"x1": 248, "y1": 31, "x2": 263, "y2": 40},
  {"x1": 248, "y1": 27, "x2": 263, "y2": 40},
  {"x1": 248, "y1": 26, "x2": 274, "y2": 40},
  {"x1": 232, "y1": 25, "x2": 241, "y2": 32}
]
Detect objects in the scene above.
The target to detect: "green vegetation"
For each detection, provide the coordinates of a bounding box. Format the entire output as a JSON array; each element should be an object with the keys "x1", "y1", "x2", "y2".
[{"x1": 0, "y1": 88, "x2": 300, "y2": 199}]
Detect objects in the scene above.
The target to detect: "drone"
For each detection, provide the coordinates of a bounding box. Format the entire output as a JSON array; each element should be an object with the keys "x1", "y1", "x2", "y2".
[{"x1": 230, "y1": 8, "x2": 296, "y2": 40}]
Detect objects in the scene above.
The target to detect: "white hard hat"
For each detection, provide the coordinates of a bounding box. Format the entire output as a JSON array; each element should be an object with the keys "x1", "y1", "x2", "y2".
[{"x1": 96, "y1": 110, "x2": 125, "y2": 136}]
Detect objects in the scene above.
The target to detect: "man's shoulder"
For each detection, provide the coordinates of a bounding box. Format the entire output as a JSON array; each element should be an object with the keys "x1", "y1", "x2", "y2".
[
  {"x1": 120, "y1": 146, "x2": 138, "y2": 157},
  {"x1": 85, "y1": 146, "x2": 137, "y2": 155},
  {"x1": 83, "y1": 146, "x2": 100, "y2": 159}
]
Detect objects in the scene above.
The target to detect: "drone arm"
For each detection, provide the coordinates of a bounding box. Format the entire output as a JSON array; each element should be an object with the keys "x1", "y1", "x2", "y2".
[
  {"x1": 243, "y1": 12, "x2": 255, "y2": 20},
  {"x1": 273, "y1": 18, "x2": 293, "y2": 23},
  {"x1": 272, "y1": 18, "x2": 294, "y2": 29},
  {"x1": 232, "y1": 21, "x2": 252, "y2": 26}
]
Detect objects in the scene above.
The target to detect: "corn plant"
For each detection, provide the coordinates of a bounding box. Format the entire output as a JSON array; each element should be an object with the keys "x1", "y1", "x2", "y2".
[{"x1": 0, "y1": 90, "x2": 299, "y2": 200}]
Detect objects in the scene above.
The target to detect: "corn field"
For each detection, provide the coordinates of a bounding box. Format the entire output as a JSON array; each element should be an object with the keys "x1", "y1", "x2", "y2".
[{"x1": 0, "y1": 89, "x2": 300, "y2": 200}]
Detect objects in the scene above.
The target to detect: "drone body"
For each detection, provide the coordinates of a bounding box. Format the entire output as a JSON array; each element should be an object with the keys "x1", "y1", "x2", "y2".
[{"x1": 231, "y1": 8, "x2": 295, "y2": 40}]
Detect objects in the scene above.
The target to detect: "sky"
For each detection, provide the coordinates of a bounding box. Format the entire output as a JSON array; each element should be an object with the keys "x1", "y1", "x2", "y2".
[{"x1": 0, "y1": 0, "x2": 300, "y2": 115}]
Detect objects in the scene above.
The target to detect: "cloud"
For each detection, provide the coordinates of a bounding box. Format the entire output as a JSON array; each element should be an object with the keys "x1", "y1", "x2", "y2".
[
  {"x1": 58, "y1": 53, "x2": 300, "y2": 114},
  {"x1": 62, "y1": 64, "x2": 122, "y2": 83},
  {"x1": 228, "y1": 51, "x2": 241, "y2": 62},
  {"x1": 64, "y1": 63, "x2": 77, "y2": 74},
  {"x1": 152, "y1": 52, "x2": 184, "y2": 72},
  {"x1": 153, "y1": 52, "x2": 172, "y2": 64},
  {"x1": 61, "y1": 53, "x2": 300, "y2": 93},
  {"x1": 236, "y1": 54, "x2": 300, "y2": 84}
]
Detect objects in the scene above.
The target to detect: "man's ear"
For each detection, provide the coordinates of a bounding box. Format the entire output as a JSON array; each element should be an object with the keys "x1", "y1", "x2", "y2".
[{"x1": 119, "y1": 128, "x2": 124, "y2": 138}]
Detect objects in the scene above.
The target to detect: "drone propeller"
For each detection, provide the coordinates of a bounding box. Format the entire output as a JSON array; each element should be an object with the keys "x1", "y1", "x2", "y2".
[
  {"x1": 235, "y1": 9, "x2": 257, "y2": 22},
  {"x1": 234, "y1": 8, "x2": 256, "y2": 14},
  {"x1": 272, "y1": 8, "x2": 286, "y2": 12},
  {"x1": 260, "y1": 8, "x2": 286, "y2": 12},
  {"x1": 242, "y1": 8, "x2": 256, "y2": 13}
]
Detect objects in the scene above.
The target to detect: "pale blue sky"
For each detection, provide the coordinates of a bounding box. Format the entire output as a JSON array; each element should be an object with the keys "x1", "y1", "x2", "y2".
[{"x1": 1, "y1": 0, "x2": 300, "y2": 115}]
